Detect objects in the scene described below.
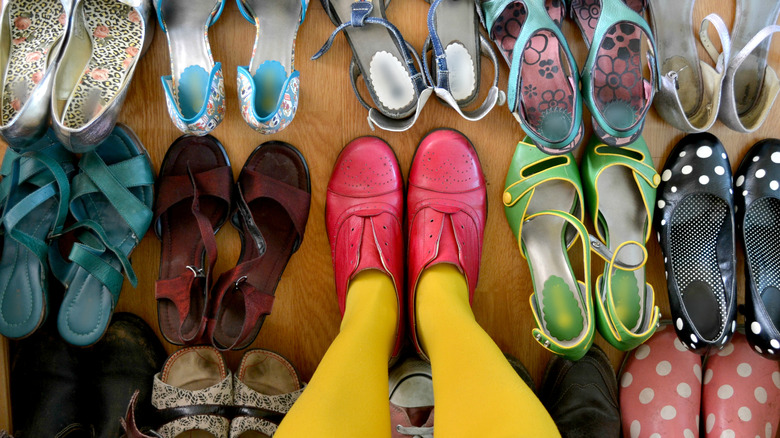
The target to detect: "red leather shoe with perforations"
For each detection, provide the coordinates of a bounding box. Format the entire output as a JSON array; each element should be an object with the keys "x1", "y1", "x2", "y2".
[
  {"x1": 407, "y1": 129, "x2": 487, "y2": 360},
  {"x1": 325, "y1": 136, "x2": 405, "y2": 358}
]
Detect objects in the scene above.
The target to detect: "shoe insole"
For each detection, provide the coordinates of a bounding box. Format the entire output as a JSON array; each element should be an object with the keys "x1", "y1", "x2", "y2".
[
  {"x1": 649, "y1": 0, "x2": 702, "y2": 116},
  {"x1": 744, "y1": 197, "x2": 780, "y2": 331},
  {"x1": 432, "y1": 0, "x2": 479, "y2": 105},
  {"x1": 159, "y1": 0, "x2": 219, "y2": 120},
  {"x1": 1, "y1": 0, "x2": 65, "y2": 124},
  {"x1": 0, "y1": 185, "x2": 57, "y2": 338},
  {"x1": 597, "y1": 163, "x2": 647, "y2": 332},
  {"x1": 158, "y1": 143, "x2": 227, "y2": 343},
  {"x1": 164, "y1": 350, "x2": 226, "y2": 438},
  {"x1": 491, "y1": 1, "x2": 575, "y2": 143},
  {"x1": 58, "y1": 141, "x2": 152, "y2": 346},
  {"x1": 237, "y1": 352, "x2": 302, "y2": 438},
  {"x1": 669, "y1": 193, "x2": 728, "y2": 341},
  {"x1": 242, "y1": 0, "x2": 300, "y2": 118},
  {"x1": 60, "y1": 0, "x2": 143, "y2": 129},
  {"x1": 522, "y1": 180, "x2": 587, "y2": 344},
  {"x1": 572, "y1": 0, "x2": 649, "y2": 131},
  {"x1": 328, "y1": 0, "x2": 418, "y2": 117},
  {"x1": 731, "y1": 0, "x2": 780, "y2": 116}
]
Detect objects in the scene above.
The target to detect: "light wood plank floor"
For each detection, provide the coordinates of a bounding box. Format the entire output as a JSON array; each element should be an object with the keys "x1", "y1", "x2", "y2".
[{"x1": 1, "y1": 0, "x2": 778, "y2": 432}]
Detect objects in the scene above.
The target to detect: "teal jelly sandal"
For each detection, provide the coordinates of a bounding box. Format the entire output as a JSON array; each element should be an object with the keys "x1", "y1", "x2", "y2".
[
  {"x1": 503, "y1": 138, "x2": 595, "y2": 360},
  {"x1": 0, "y1": 130, "x2": 74, "y2": 339},
  {"x1": 568, "y1": 0, "x2": 659, "y2": 147},
  {"x1": 156, "y1": 0, "x2": 226, "y2": 136},
  {"x1": 481, "y1": 0, "x2": 583, "y2": 154},
  {"x1": 581, "y1": 135, "x2": 661, "y2": 351},
  {"x1": 237, "y1": 0, "x2": 307, "y2": 134},
  {"x1": 53, "y1": 124, "x2": 153, "y2": 346}
]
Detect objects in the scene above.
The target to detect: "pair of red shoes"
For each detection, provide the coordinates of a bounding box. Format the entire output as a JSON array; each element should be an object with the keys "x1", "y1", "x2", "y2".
[{"x1": 325, "y1": 129, "x2": 487, "y2": 359}]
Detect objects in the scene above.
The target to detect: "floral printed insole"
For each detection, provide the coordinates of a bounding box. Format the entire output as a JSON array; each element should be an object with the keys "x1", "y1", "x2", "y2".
[
  {"x1": 62, "y1": 0, "x2": 143, "y2": 129},
  {"x1": 572, "y1": 0, "x2": 647, "y2": 129},
  {"x1": 491, "y1": 2, "x2": 575, "y2": 142},
  {"x1": 1, "y1": 0, "x2": 65, "y2": 124}
]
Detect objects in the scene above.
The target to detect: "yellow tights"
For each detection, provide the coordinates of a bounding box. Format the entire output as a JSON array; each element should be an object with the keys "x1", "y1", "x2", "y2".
[{"x1": 275, "y1": 265, "x2": 558, "y2": 438}]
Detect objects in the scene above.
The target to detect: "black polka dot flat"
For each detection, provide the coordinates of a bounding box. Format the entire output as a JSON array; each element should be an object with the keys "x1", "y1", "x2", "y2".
[
  {"x1": 655, "y1": 132, "x2": 737, "y2": 355},
  {"x1": 735, "y1": 138, "x2": 780, "y2": 360}
]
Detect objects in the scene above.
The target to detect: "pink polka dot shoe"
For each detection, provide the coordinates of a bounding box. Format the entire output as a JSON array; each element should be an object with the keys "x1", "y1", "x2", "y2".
[
  {"x1": 701, "y1": 331, "x2": 780, "y2": 438},
  {"x1": 619, "y1": 324, "x2": 703, "y2": 438}
]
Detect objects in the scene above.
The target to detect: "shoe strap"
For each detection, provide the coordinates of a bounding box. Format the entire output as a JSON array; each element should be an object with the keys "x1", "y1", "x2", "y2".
[
  {"x1": 237, "y1": 0, "x2": 308, "y2": 24},
  {"x1": 238, "y1": 169, "x2": 310, "y2": 241}
]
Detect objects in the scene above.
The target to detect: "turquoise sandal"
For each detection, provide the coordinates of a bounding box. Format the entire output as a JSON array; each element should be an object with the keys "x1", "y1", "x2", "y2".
[
  {"x1": 568, "y1": 0, "x2": 659, "y2": 146},
  {"x1": 237, "y1": 0, "x2": 307, "y2": 134},
  {"x1": 156, "y1": 0, "x2": 226, "y2": 135},
  {"x1": 581, "y1": 135, "x2": 661, "y2": 351},
  {"x1": 482, "y1": 0, "x2": 583, "y2": 154},
  {"x1": 0, "y1": 130, "x2": 74, "y2": 339},
  {"x1": 52, "y1": 124, "x2": 153, "y2": 346}
]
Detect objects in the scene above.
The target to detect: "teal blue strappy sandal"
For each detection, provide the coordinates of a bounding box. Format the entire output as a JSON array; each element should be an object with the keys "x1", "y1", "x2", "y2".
[
  {"x1": 237, "y1": 0, "x2": 308, "y2": 134},
  {"x1": 52, "y1": 124, "x2": 153, "y2": 346},
  {"x1": 0, "y1": 130, "x2": 74, "y2": 339}
]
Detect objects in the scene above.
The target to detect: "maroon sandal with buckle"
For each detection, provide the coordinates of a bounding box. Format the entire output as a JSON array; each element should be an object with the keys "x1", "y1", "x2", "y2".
[
  {"x1": 209, "y1": 141, "x2": 311, "y2": 350},
  {"x1": 325, "y1": 136, "x2": 405, "y2": 359},
  {"x1": 407, "y1": 129, "x2": 487, "y2": 360},
  {"x1": 154, "y1": 135, "x2": 233, "y2": 346}
]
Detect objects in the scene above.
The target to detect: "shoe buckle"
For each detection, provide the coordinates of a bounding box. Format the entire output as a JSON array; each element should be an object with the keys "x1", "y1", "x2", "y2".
[
  {"x1": 234, "y1": 275, "x2": 248, "y2": 288},
  {"x1": 186, "y1": 265, "x2": 205, "y2": 278}
]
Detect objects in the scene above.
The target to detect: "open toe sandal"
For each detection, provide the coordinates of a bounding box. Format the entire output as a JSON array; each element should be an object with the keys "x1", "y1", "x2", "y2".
[
  {"x1": 51, "y1": 0, "x2": 153, "y2": 153},
  {"x1": 237, "y1": 0, "x2": 307, "y2": 134},
  {"x1": 156, "y1": 0, "x2": 226, "y2": 135},
  {"x1": 0, "y1": 130, "x2": 74, "y2": 339},
  {"x1": 581, "y1": 135, "x2": 661, "y2": 351},
  {"x1": 210, "y1": 141, "x2": 310, "y2": 350},
  {"x1": 656, "y1": 133, "x2": 737, "y2": 355},
  {"x1": 0, "y1": 0, "x2": 67, "y2": 149},
  {"x1": 719, "y1": 0, "x2": 780, "y2": 133},
  {"x1": 735, "y1": 138, "x2": 780, "y2": 360},
  {"x1": 53, "y1": 124, "x2": 153, "y2": 347},
  {"x1": 503, "y1": 139, "x2": 596, "y2": 360},
  {"x1": 568, "y1": 0, "x2": 658, "y2": 146},
  {"x1": 312, "y1": 0, "x2": 432, "y2": 132},
  {"x1": 154, "y1": 135, "x2": 232, "y2": 346},
  {"x1": 422, "y1": 0, "x2": 505, "y2": 121},
  {"x1": 649, "y1": 0, "x2": 731, "y2": 133},
  {"x1": 482, "y1": 0, "x2": 583, "y2": 154}
]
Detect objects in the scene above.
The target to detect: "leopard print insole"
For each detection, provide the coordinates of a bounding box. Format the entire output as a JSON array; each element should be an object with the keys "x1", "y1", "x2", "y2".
[
  {"x1": 572, "y1": 0, "x2": 647, "y2": 129},
  {"x1": 1, "y1": 0, "x2": 65, "y2": 124},
  {"x1": 492, "y1": 1, "x2": 575, "y2": 142},
  {"x1": 62, "y1": 0, "x2": 143, "y2": 129}
]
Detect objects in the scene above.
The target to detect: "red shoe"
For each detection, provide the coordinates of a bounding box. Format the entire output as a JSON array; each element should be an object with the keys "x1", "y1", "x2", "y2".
[
  {"x1": 702, "y1": 332, "x2": 780, "y2": 438},
  {"x1": 325, "y1": 137, "x2": 405, "y2": 357},
  {"x1": 407, "y1": 129, "x2": 487, "y2": 360}
]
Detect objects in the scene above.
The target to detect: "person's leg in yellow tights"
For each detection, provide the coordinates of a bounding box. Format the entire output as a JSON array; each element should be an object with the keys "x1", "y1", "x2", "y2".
[
  {"x1": 416, "y1": 264, "x2": 560, "y2": 438},
  {"x1": 275, "y1": 270, "x2": 397, "y2": 438}
]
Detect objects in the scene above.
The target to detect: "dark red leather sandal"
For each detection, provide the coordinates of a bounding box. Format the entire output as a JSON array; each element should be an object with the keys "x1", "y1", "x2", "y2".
[
  {"x1": 209, "y1": 141, "x2": 310, "y2": 350},
  {"x1": 154, "y1": 135, "x2": 233, "y2": 346},
  {"x1": 407, "y1": 128, "x2": 487, "y2": 360},
  {"x1": 325, "y1": 136, "x2": 405, "y2": 359}
]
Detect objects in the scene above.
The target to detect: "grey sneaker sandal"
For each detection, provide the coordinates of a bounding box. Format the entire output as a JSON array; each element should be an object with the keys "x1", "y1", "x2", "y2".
[
  {"x1": 312, "y1": 0, "x2": 432, "y2": 132},
  {"x1": 719, "y1": 0, "x2": 780, "y2": 133},
  {"x1": 421, "y1": 0, "x2": 505, "y2": 122},
  {"x1": 649, "y1": 0, "x2": 731, "y2": 133}
]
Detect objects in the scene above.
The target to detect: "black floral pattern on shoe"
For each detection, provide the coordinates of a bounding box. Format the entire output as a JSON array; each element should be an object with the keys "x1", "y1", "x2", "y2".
[
  {"x1": 539, "y1": 89, "x2": 569, "y2": 112},
  {"x1": 594, "y1": 54, "x2": 639, "y2": 104},
  {"x1": 524, "y1": 84, "x2": 538, "y2": 98},
  {"x1": 538, "y1": 59, "x2": 559, "y2": 79}
]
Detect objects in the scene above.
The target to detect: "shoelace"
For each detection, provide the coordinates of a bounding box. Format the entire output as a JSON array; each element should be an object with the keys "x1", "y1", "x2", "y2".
[{"x1": 396, "y1": 425, "x2": 434, "y2": 438}]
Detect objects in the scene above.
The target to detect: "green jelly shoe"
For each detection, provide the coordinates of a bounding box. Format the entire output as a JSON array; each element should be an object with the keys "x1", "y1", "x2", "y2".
[
  {"x1": 503, "y1": 138, "x2": 596, "y2": 360},
  {"x1": 581, "y1": 135, "x2": 661, "y2": 351}
]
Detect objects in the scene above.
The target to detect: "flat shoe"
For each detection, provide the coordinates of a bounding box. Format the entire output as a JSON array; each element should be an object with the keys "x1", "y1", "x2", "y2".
[
  {"x1": 407, "y1": 128, "x2": 487, "y2": 360},
  {"x1": 734, "y1": 138, "x2": 780, "y2": 360},
  {"x1": 325, "y1": 136, "x2": 405, "y2": 358},
  {"x1": 655, "y1": 133, "x2": 737, "y2": 354}
]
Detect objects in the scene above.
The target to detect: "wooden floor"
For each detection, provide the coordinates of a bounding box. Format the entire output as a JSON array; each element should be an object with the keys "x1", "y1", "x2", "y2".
[{"x1": 1, "y1": 0, "x2": 779, "y2": 431}]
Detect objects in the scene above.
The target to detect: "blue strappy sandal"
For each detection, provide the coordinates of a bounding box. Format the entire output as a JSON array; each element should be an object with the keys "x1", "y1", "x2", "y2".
[{"x1": 155, "y1": 0, "x2": 226, "y2": 135}]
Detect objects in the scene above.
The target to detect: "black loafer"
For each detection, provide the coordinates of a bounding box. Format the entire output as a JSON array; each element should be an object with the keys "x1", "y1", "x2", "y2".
[
  {"x1": 655, "y1": 133, "x2": 737, "y2": 354},
  {"x1": 735, "y1": 138, "x2": 780, "y2": 360},
  {"x1": 540, "y1": 344, "x2": 620, "y2": 438},
  {"x1": 89, "y1": 312, "x2": 166, "y2": 438}
]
